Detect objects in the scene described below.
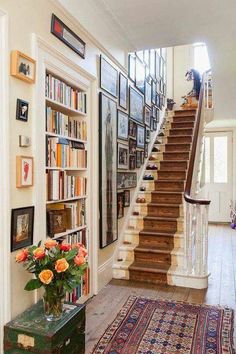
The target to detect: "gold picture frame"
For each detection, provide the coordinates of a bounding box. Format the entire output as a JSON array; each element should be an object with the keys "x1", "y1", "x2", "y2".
[
  {"x1": 11, "y1": 50, "x2": 36, "y2": 84},
  {"x1": 16, "y1": 156, "x2": 34, "y2": 188}
]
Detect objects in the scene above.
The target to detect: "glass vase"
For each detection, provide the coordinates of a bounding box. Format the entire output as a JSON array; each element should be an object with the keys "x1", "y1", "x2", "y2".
[{"x1": 43, "y1": 287, "x2": 65, "y2": 321}]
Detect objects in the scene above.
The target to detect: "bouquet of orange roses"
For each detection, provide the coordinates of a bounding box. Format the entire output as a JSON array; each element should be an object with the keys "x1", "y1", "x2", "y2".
[{"x1": 16, "y1": 238, "x2": 88, "y2": 320}]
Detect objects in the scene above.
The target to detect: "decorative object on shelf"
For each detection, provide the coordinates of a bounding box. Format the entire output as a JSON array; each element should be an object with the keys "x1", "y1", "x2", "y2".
[
  {"x1": 117, "y1": 110, "x2": 129, "y2": 141},
  {"x1": 119, "y1": 73, "x2": 128, "y2": 110},
  {"x1": 100, "y1": 56, "x2": 118, "y2": 98},
  {"x1": 117, "y1": 191, "x2": 124, "y2": 219},
  {"x1": 117, "y1": 142, "x2": 129, "y2": 170},
  {"x1": 15, "y1": 238, "x2": 88, "y2": 321},
  {"x1": 47, "y1": 209, "x2": 67, "y2": 236},
  {"x1": 129, "y1": 86, "x2": 144, "y2": 123},
  {"x1": 16, "y1": 99, "x2": 29, "y2": 122},
  {"x1": 123, "y1": 190, "x2": 130, "y2": 207},
  {"x1": 136, "y1": 125, "x2": 145, "y2": 149},
  {"x1": 11, "y1": 50, "x2": 36, "y2": 84},
  {"x1": 143, "y1": 174, "x2": 154, "y2": 180},
  {"x1": 144, "y1": 106, "x2": 151, "y2": 127},
  {"x1": 136, "y1": 151, "x2": 142, "y2": 168},
  {"x1": 128, "y1": 54, "x2": 136, "y2": 82},
  {"x1": 16, "y1": 155, "x2": 34, "y2": 188},
  {"x1": 129, "y1": 138, "x2": 136, "y2": 155},
  {"x1": 146, "y1": 127, "x2": 151, "y2": 143},
  {"x1": 19, "y1": 135, "x2": 31, "y2": 148},
  {"x1": 99, "y1": 92, "x2": 117, "y2": 248},
  {"x1": 117, "y1": 172, "x2": 137, "y2": 189},
  {"x1": 145, "y1": 81, "x2": 152, "y2": 107},
  {"x1": 135, "y1": 58, "x2": 145, "y2": 94},
  {"x1": 51, "y1": 14, "x2": 86, "y2": 59},
  {"x1": 129, "y1": 119, "x2": 137, "y2": 138},
  {"x1": 129, "y1": 155, "x2": 136, "y2": 170},
  {"x1": 11, "y1": 206, "x2": 34, "y2": 252}
]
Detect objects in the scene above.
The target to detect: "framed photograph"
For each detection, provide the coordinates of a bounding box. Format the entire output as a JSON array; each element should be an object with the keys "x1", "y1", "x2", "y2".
[
  {"x1": 141, "y1": 151, "x2": 145, "y2": 164},
  {"x1": 129, "y1": 119, "x2": 137, "y2": 138},
  {"x1": 100, "y1": 56, "x2": 118, "y2": 98},
  {"x1": 128, "y1": 54, "x2": 136, "y2": 82},
  {"x1": 157, "y1": 108, "x2": 160, "y2": 123},
  {"x1": 16, "y1": 99, "x2": 29, "y2": 122},
  {"x1": 11, "y1": 206, "x2": 34, "y2": 252},
  {"x1": 51, "y1": 14, "x2": 86, "y2": 59},
  {"x1": 129, "y1": 87, "x2": 144, "y2": 123},
  {"x1": 156, "y1": 52, "x2": 161, "y2": 80},
  {"x1": 144, "y1": 143, "x2": 148, "y2": 158},
  {"x1": 144, "y1": 106, "x2": 151, "y2": 127},
  {"x1": 16, "y1": 156, "x2": 34, "y2": 188},
  {"x1": 117, "y1": 172, "x2": 137, "y2": 189},
  {"x1": 151, "y1": 80, "x2": 156, "y2": 104},
  {"x1": 150, "y1": 49, "x2": 156, "y2": 79},
  {"x1": 136, "y1": 151, "x2": 142, "y2": 168},
  {"x1": 99, "y1": 92, "x2": 117, "y2": 248},
  {"x1": 129, "y1": 155, "x2": 136, "y2": 170},
  {"x1": 146, "y1": 127, "x2": 151, "y2": 143},
  {"x1": 144, "y1": 50, "x2": 150, "y2": 66},
  {"x1": 145, "y1": 81, "x2": 152, "y2": 107},
  {"x1": 151, "y1": 105, "x2": 157, "y2": 119},
  {"x1": 135, "y1": 58, "x2": 145, "y2": 94},
  {"x1": 117, "y1": 192, "x2": 124, "y2": 219},
  {"x1": 11, "y1": 50, "x2": 36, "y2": 84},
  {"x1": 119, "y1": 73, "x2": 128, "y2": 110},
  {"x1": 156, "y1": 92, "x2": 161, "y2": 109},
  {"x1": 153, "y1": 120, "x2": 158, "y2": 131},
  {"x1": 117, "y1": 142, "x2": 129, "y2": 169},
  {"x1": 150, "y1": 117, "x2": 154, "y2": 132},
  {"x1": 129, "y1": 138, "x2": 136, "y2": 155},
  {"x1": 47, "y1": 209, "x2": 67, "y2": 236},
  {"x1": 117, "y1": 110, "x2": 129, "y2": 141},
  {"x1": 137, "y1": 125, "x2": 145, "y2": 149},
  {"x1": 123, "y1": 190, "x2": 130, "y2": 207}
]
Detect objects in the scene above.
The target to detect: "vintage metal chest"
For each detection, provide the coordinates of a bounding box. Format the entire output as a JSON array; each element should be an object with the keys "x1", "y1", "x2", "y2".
[{"x1": 4, "y1": 300, "x2": 85, "y2": 354}]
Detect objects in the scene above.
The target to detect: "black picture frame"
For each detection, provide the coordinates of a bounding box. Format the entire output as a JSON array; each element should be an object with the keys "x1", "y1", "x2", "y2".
[
  {"x1": 119, "y1": 73, "x2": 128, "y2": 110},
  {"x1": 144, "y1": 143, "x2": 148, "y2": 158},
  {"x1": 129, "y1": 138, "x2": 136, "y2": 155},
  {"x1": 136, "y1": 151, "x2": 142, "y2": 168},
  {"x1": 117, "y1": 172, "x2": 137, "y2": 189},
  {"x1": 128, "y1": 54, "x2": 136, "y2": 82},
  {"x1": 129, "y1": 119, "x2": 137, "y2": 138},
  {"x1": 151, "y1": 80, "x2": 156, "y2": 104},
  {"x1": 129, "y1": 86, "x2": 144, "y2": 124},
  {"x1": 117, "y1": 192, "x2": 124, "y2": 219},
  {"x1": 135, "y1": 58, "x2": 145, "y2": 94},
  {"x1": 16, "y1": 99, "x2": 29, "y2": 122},
  {"x1": 146, "y1": 127, "x2": 151, "y2": 143},
  {"x1": 100, "y1": 56, "x2": 118, "y2": 98},
  {"x1": 150, "y1": 49, "x2": 156, "y2": 79},
  {"x1": 153, "y1": 120, "x2": 158, "y2": 131},
  {"x1": 136, "y1": 125, "x2": 145, "y2": 149},
  {"x1": 51, "y1": 14, "x2": 86, "y2": 59},
  {"x1": 11, "y1": 206, "x2": 34, "y2": 252},
  {"x1": 129, "y1": 155, "x2": 136, "y2": 170},
  {"x1": 117, "y1": 142, "x2": 129, "y2": 170},
  {"x1": 144, "y1": 106, "x2": 151, "y2": 127},
  {"x1": 145, "y1": 81, "x2": 152, "y2": 107},
  {"x1": 117, "y1": 110, "x2": 129, "y2": 141},
  {"x1": 156, "y1": 51, "x2": 161, "y2": 81},
  {"x1": 123, "y1": 190, "x2": 130, "y2": 207}
]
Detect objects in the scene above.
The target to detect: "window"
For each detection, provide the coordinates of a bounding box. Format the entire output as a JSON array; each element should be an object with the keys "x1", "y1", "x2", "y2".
[{"x1": 194, "y1": 43, "x2": 210, "y2": 75}]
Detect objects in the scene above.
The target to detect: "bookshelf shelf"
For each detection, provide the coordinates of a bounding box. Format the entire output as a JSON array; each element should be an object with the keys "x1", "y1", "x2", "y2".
[
  {"x1": 46, "y1": 196, "x2": 87, "y2": 204},
  {"x1": 45, "y1": 97, "x2": 87, "y2": 117},
  {"x1": 45, "y1": 132, "x2": 87, "y2": 144},
  {"x1": 52, "y1": 225, "x2": 87, "y2": 239},
  {"x1": 46, "y1": 167, "x2": 87, "y2": 171}
]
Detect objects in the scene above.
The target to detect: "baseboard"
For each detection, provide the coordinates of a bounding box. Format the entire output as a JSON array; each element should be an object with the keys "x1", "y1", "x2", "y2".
[
  {"x1": 97, "y1": 257, "x2": 114, "y2": 292},
  {"x1": 167, "y1": 270, "x2": 209, "y2": 289}
]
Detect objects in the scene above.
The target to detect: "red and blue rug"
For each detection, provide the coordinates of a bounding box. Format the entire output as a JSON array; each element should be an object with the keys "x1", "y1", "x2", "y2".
[{"x1": 92, "y1": 296, "x2": 235, "y2": 353}]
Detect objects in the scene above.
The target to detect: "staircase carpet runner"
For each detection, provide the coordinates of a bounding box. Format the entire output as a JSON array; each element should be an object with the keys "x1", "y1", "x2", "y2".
[
  {"x1": 92, "y1": 295, "x2": 234, "y2": 354},
  {"x1": 129, "y1": 109, "x2": 196, "y2": 284}
]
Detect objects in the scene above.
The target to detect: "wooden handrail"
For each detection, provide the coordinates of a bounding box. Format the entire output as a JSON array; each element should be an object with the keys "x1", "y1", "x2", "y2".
[{"x1": 184, "y1": 75, "x2": 211, "y2": 205}]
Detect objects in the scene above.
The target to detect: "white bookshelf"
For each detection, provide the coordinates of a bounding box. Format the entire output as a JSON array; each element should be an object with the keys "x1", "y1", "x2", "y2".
[
  {"x1": 46, "y1": 131, "x2": 87, "y2": 144},
  {"x1": 46, "y1": 195, "x2": 87, "y2": 205},
  {"x1": 45, "y1": 97, "x2": 87, "y2": 117}
]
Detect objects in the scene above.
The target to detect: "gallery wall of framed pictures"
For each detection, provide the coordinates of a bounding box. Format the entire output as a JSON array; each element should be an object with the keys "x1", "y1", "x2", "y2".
[{"x1": 99, "y1": 49, "x2": 167, "y2": 248}]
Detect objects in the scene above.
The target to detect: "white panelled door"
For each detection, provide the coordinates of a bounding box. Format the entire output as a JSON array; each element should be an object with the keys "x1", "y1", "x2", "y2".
[{"x1": 203, "y1": 132, "x2": 232, "y2": 222}]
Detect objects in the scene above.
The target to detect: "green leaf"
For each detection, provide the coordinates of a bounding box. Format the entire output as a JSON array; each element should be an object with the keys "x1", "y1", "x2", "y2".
[
  {"x1": 65, "y1": 249, "x2": 77, "y2": 261},
  {"x1": 24, "y1": 279, "x2": 42, "y2": 291},
  {"x1": 37, "y1": 240, "x2": 42, "y2": 247}
]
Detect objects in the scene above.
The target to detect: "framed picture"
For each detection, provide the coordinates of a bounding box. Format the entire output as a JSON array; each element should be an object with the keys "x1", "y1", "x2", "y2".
[
  {"x1": 16, "y1": 156, "x2": 34, "y2": 188},
  {"x1": 117, "y1": 142, "x2": 129, "y2": 169},
  {"x1": 144, "y1": 50, "x2": 150, "y2": 66},
  {"x1": 146, "y1": 127, "x2": 151, "y2": 143},
  {"x1": 157, "y1": 108, "x2": 160, "y2": 123},
  {"x1": 150, "y1": 49, "x2": 156, "y2": 79},
  {"x1": 129, "y1": 119, "x2": 137, "y2": 138},
  {"x1": 129, "y1": 138, "x2": 136, "y2": 155},
  {"x1": 136, "y1": 50, "x2": 144, "y2": 62},
  {"x1": 117, "y1": 172, "x2": 137, "y2": 189},
  {"x1": 141, "y1": 151, "x2": 145, "y2": 164},
  {"x1": 129, "y1": 155, "x2": 136, "y2": 170},
  {"x1": 156, "y1": 52, "x2": 161, "y2": 80},
  {"x1": 119, "y1": 73, "x2": 128, "y2": 110},
  {"x1": 117, "y1": 192, "x2": 124, "y2": 219},
  {"x1": 117, "y1": 110, "x2": 129, "y2": 141},
  {"x1": 100, "y1": 56, "x2": 118, "y2": 98},
  {"x1": 137, "y1": 125, "x2": 145, "y2": 149},
  {"x1": 16, "y1": 99, "x2": 29, "y2": 122},
  {"x1": 145, "y1": 81, "x2": 152, "y2": 107},
  {"x1": 135, "y1": 58, "x2": 145, "y2": 93},
  {"x1": 153, "y1": 120, "x2": 158, "y2": 131},
  {"x1": 136, "y1": 151, "x2": 142, "y2": 168},
  {"x1": 128, "y1": 54, "x2": 136, "y2": 82},
  {"x1": 47, "y1": 209, "x2": 67, "y2": 236},
  {"x1": 51, "y1": 14, "x2": 86, "y2": 59},
  {"x1": 144, "y1": 106, "x2": 151, "y2": 127},
  {"x1": 129, "y1": 87, "x2": 144, "y2": 124},
  {"x1": 151, "y1": 80, "x2": 156, "y2": 104},
  {"x1": 144, "y1": 143, "x2": 148, "y2": 158},
  {"x1": 11, "y1": 206, "x2": 34, "y2": 252},
  {"x1": 150, "y1": 117, "x2": 154, "y2": 132},
  {"x1": 123, "y1": 190, "x2": 130, "y2": 207},
  {"x1": 156, "y1": 92, "x2": 161, "y2": 109},
  {"x1": 152, "y1": 105, "x2": 157, "y2": 119},
  {"x1": 11, "y1": 50, "x2": 36, "y2": 84},
  {"x1": 99, "y1": 92, "x2": 117, "y2": 248}
]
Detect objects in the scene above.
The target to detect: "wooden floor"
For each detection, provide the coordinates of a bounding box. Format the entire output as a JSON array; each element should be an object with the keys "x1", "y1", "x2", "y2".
[{"x1": 86, "y1": 225, "x2": 236, "y2": 353}]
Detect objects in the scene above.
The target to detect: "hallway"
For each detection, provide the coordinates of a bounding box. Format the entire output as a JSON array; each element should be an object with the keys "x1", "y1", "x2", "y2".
[{"x1": 86, "y1": 224, "x2": 236, "y2": 352}]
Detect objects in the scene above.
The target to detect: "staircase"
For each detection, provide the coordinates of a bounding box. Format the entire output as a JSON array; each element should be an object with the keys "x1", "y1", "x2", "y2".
[{"x1": 113, "y1": 109, "x2": 196, "y2": 284}]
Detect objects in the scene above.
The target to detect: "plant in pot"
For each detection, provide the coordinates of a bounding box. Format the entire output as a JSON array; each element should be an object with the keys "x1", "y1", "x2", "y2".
[{"x1": 15, "y1": 238, "x2": 88, "y2": 321}]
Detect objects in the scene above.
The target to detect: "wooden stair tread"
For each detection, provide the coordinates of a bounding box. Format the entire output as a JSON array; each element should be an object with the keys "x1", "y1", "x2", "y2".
[
  {"x1": 151, "y1": 191, "x2": 183, "y2": 194},
  {"x1": 135, "y1": 246, "x2": 172, "y2": 254},
  {"x1": 167, "y1": 135, "x2": 192, "y2": 138},
  {"x1": 148, "y1": 202, "x2": 180, "y2": 207},
  {"x1": 160, "y1": 159, "x2": 189, "y2": 163},
  {"x1": 130, "y1": 262, "x2": 169, "y2": 273},
  {"x1": 144, "y1": 216, "x2": 178, "y2": 221},
  {"x1": 140, "y1": 230, "x2": 175, "y2": 237}
]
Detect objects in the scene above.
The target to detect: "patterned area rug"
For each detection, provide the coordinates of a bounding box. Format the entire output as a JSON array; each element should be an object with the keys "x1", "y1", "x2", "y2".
[{"x1": 92, "y1": 296, "x2": 235, "y2": 354}]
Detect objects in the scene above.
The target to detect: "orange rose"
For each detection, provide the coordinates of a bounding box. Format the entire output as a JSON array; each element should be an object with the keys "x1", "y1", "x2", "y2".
[
  {"x1": 39, "y1": 269, "x2": 54, "y2": 284},
  {"x1": 72, "y1": 243, "x2": 88, "y2": 257},
  {"x1": 33, "y1": 247, "x2": 45, "y2": 260},
  {"x1": 60, "y1": 242, "x2": 71, "y2": 252},
  {"x1": 15, "y1": 249, "x2": 28, "y2": 262},
  {"x1": 45, "y1": 239, "x2": 58, "y2": 249},
  {"x1": 55, "y1": 258, "x2": 69, "y2": 273},
  {"x1": 72, "y1": 242, "x2": 83, "y2": 249},
  {"x1": 74, "y1": 255, "x2": 86, "y2": 266}
]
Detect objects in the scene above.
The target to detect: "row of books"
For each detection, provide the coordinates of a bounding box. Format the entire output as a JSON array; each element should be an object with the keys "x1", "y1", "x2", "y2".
[
  {"x1": 47, "y1": 171, "x2": 87, "y2": 201},
  {"x1": 46, "y1": 137, "x2": 87, "y2": 168},
  {"x1": 45, "y1": 73, "x2": 87, "y2": 113},
  {"x1": 46, "y1": 107, "x2": 87, "y2": 140}
]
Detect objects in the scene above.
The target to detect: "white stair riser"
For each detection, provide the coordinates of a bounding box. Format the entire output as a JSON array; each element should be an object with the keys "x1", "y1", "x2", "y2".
[
  {"x1": 118, "y1": 249, "x2": 134, "y2": 262},
  {"x1": 113, "y1": 268, "x2": 129, "y2": 280}
]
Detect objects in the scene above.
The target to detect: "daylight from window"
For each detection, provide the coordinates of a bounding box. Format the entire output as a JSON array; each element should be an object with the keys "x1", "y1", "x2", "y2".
[{"x1": 194, "y1": 43, "x2": 211, "y2": 75}]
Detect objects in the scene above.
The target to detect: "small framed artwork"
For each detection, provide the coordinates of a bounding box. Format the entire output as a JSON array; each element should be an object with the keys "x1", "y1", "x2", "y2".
[
  {"x1": 129, "y1": 119, "x2": 137, "y2": 138},
  {"x1": 157, "y1": 108, "x2": 160, "y2": 123},
  {"x1": 47, "y1": 209, "x2": 67, "y2": 236},
  {"x1": 150, "y1": 49, "x2": 156, "y2": 79},
  {"x1": 156, "y1": 52, "x2": 161, "y2": 80},
  {"x1": 146, "y1": 128, "x2": 151, "y2": 143},
  {"x1": 123, "y1": 190, "x2": 130, "y2": 207},
  {"x1": 144, "y1": 143, "x2": 148, "y2": 158},
  {"x1": 136, "y1": 151, "x2": 142, "y2": 168},
  {"x1": 151, "y1": 80, "x2": 156, "y2": 104},
  {"x1": 135, "y1": 58, "x2": 145, "y2": 94},
  {"x1": 129, "y1": 87, "x2": 144, "y2": 124},
  {"x1": 117, "y1": 142, "x2": 129, "y2": 169},
  {"x1": 16, "y1": 99, "x2": 29, "y2": 122},
  {"x1": 145, "y1": 81, "x2": 152, "y2": 107},
  {"x1": 117, "y1": 192, "x2": 124, "y2": 219},
  {"x1": 119, "y1": 73, "x2": 128, "y2": 110},
  {"x1": 129, "y1": 138, "x2": 136, "y2": 155},
  {"x1": 128, "y1": 54, "x2": 136, "y2": 82},
  {"x1": 144, "y1": 106, "x2": 151, "y2": 127},
  {"x1": 51, "y1": 14, "x2": 86, "y2": 59},
  {"x1": 117, "y1": 110, "x2": 129, "y2": 141},
  {"x1": 11, "y1": 206, "x2": 34, "y2": 252},
  {"x1": 153, "y1": 120, "x2": 158, "y2": 131},
  {"x1": 129, "y1": 155, "x2": 136, "y2": 170},
  {"x1": 156, "y1": 92, "x2": 161, "y2": 109},
  {"x1": 100, "y1": 56, "x2": 118, "y2": 98},
  {"x1": 11, "y1": 50, "x2": 36, "y2": 84},
  {"x1": 137, "y1": 125, "x2": 145, "y2": 149},
  {"x1": 141, "y1": 151, "x2": 145, "y2": 164},
  {"x1": 117, "y1": 172, "x2": 137, "y2": 189},
  {"x1": 151, "y1": 105, "x2": 157, "y2": 119},
  {"x1": 16, "y1": 156, "x2": 34, "y2": 188}
]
